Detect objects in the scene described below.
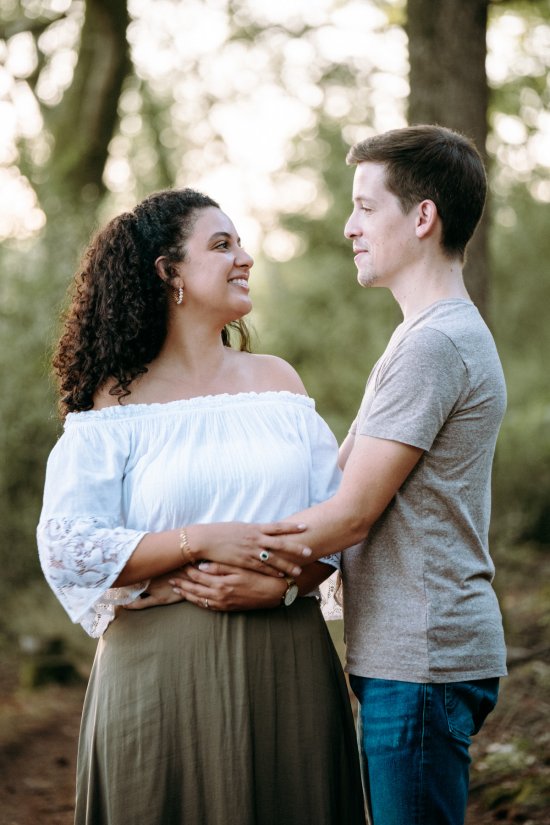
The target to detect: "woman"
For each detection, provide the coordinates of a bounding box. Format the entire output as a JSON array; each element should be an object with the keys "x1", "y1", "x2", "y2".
[{"x1": 37, "y1": 189, "x2": 365, "y2": 825}]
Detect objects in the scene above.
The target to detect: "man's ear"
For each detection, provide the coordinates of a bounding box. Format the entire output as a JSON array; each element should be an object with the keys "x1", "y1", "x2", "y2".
[{"x1": 415, "y1": 199, "x2": 439, "y2": 240}]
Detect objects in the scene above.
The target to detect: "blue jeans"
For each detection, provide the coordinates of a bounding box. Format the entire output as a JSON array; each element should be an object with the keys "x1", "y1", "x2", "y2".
[{"x1": 349, "y1": 675, "x2": 499, "y2": 825}]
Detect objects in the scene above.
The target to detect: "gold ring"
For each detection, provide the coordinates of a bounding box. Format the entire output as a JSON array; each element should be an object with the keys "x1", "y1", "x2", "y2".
[{"x1": 205, "y1": 598, "x2": 209, "y2": 609}]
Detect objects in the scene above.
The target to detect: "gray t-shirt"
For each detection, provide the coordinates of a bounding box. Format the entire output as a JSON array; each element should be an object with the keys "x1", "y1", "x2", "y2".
[{"x1": 342, "y1": 299, "x2": 507, "y2": 683}]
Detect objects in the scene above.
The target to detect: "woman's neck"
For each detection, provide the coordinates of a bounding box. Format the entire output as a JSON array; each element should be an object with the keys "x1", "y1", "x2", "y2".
[{"x1": 150, "y1": 317, "x2": 234, "y2": 390}]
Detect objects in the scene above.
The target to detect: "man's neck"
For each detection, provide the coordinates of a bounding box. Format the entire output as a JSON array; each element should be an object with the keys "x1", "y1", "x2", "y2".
[{"x1": 391, "y1": 258, "x2": 470, "y2": 320}]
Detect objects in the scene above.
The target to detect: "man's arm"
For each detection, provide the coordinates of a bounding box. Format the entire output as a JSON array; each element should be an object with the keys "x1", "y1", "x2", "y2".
[
  {"x1": 117, "y1": 436, "x2": 422, "y2": 585},
  {"x1": 272, "y1": 434, "x2": 423, "y2": 562},
  {"x1": 339, "y1": 432, "x2": 355, "y2": 469}
]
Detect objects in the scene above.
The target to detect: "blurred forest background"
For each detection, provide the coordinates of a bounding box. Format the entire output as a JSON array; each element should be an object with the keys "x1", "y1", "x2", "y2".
[{"x1": 0, "y1": 0, "x2": 549, "y2": 822}]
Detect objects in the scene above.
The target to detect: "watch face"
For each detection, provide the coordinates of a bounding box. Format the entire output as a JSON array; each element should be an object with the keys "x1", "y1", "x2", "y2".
[{"x1": 284, "y1": 584, "x2": 299, "y2": 606}]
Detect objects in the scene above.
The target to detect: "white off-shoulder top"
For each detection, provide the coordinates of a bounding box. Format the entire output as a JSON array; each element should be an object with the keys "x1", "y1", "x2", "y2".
[{"x1": 37, "y1": 391, "x2": 341, "y2": 637}]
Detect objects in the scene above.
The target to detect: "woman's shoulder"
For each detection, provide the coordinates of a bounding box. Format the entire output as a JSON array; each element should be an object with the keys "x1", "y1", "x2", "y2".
[
  {"x1": 64, "y1": 380, "x2": 141, "y2": 428},
  {"x1": 240, "y1": 352, "x2": 308, "y2": 395}
]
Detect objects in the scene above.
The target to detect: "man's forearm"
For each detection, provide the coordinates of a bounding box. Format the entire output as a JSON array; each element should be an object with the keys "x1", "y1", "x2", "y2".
[
  {"x1": 282, "y1": 495, "x2": 371, "y2": 563},
  {"x1": 274, "y1": 436, "x2": 424, "y2": 564}
]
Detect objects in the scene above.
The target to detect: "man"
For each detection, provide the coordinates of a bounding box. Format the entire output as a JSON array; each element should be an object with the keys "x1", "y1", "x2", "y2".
[
  {"x1": 331, "y1": 124, "x2": 507, "y2": 824},
  {"x1": 151, "y1": 125, "x2": 508, "y2": 825}
]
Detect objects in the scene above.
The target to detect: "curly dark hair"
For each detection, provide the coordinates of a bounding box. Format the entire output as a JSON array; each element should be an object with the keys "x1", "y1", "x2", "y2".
[{"x1": 54, "y1": 188, "x2": 252, "y2": 417}]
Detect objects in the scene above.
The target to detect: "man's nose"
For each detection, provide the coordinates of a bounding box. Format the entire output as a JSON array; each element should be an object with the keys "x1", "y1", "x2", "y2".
[{"x1": 344, "y1": 213, "x2": 358, "y2": 239}]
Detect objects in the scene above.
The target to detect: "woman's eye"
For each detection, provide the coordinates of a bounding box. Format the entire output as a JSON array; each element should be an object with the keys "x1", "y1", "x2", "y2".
[{"x1": 216, "y1": 241, "x2": 229, "y2": 249}]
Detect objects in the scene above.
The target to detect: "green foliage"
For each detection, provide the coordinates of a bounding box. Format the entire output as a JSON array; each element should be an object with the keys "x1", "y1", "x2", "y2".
[
  {"x1": 0, "y1": 261, "x2": 58, "y2": 593},
  {"x1": 0, "y1": 212, "x2": 95, "y2": 598},
  {"x1": 494, "y1": 403, "x2": 550, "y2": 545},
  {"x1": 490, "y1": 186, "x2": 550, "y2": 545},
  {"x1": 254, "y1": 124, "x2": 399, "y2": 440},
  {"x1": 2, "y1": 579, "x2": 97, "y2": 664},
  {"x1": 1, "y1": 0, "x2": 549, "y2": 619},
  {"x1": 492, "y1": 188, "x2": 550, "y2": 402},
  {"x1": 256, "y1": 253, "x2": 397, "y2": 441}
]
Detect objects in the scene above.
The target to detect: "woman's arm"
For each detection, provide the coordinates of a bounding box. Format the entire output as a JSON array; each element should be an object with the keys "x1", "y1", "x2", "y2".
[
  {"x1": 113, "y1": 521, "x2": 309, "y2": 587},
  {"x1": 39, "y1": 422, "x2": 308, "y2": 633},
  {"x1": 125, "y1": 560, "x2": 335, "y2": 612}
]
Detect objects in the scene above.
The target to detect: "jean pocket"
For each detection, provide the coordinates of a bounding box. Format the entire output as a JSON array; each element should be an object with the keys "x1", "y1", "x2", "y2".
[{"x1": 445, "y1": 679, "x2": 499, "y2": 743}]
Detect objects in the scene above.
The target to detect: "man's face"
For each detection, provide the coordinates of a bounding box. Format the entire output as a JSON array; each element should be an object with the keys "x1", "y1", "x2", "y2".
[{"x1": 344, "y1": 162, "x2": 416, "y2": 289}]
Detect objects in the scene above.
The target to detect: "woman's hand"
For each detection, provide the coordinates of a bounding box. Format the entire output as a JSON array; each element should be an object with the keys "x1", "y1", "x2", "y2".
[
  {"x1": 169, "y1": 562, "x2": 287, "y2": 611},
  {"x1": 124, "y1": 568, "x2": 189, "y2": 610}
]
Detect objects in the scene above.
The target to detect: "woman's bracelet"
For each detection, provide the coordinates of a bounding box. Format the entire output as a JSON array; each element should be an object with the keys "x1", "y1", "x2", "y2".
[{"x1": 179, "y1": 528, "x2": 193, "y2": 565}]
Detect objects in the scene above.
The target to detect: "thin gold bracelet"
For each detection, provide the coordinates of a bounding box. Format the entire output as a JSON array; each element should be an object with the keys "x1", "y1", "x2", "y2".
[{"x1": 179, "y1": 528, "x2": 193, "y2": 565}]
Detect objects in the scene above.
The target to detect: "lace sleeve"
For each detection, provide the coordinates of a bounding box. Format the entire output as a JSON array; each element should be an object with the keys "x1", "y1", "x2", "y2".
[
  {"x1": 38, "y1": 516, "x2": 148, "y2": 637},
  {"x1": 319, "y1": 552, "x2": 340, "y2": 570},
  {"x1": 319, "y1": 569, "x2": 344, "y2": 621},
  {"x1": 37, "y1": 417, "x2": 150, "y2": 637}
]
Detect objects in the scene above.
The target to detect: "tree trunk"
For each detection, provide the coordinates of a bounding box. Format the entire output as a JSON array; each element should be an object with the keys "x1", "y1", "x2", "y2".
[
  {"x1": 407, "y1": 0, "x2": 491, "y2": 319},
  {"x1": 43, "y1": 0, "x2": 130, "y2": 212}
]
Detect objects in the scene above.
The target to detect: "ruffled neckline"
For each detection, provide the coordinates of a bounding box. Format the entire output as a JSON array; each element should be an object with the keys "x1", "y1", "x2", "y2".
[{"x1": 65, "y1": 390, "x2": 314, "y2": 423}]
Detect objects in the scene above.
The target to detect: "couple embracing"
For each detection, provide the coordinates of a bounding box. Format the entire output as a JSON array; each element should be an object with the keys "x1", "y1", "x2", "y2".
[{"x1": 38, "y1": 124, "x2": 507, "y2": 825}]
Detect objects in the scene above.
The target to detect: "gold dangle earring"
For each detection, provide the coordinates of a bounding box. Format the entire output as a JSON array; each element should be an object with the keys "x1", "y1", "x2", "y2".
[{"x1": 174, "y1": 286, "x2": 184, "y2": 305}]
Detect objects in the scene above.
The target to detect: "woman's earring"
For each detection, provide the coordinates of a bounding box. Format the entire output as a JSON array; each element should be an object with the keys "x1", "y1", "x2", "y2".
[{"x1": 174, "y1": 286, "x2": 184, "y2": 305}]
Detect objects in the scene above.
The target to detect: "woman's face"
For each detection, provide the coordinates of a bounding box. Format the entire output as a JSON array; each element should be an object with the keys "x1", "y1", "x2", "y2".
[{"x1": 176, "y1": 207, "x2": 254, "y2": 324}]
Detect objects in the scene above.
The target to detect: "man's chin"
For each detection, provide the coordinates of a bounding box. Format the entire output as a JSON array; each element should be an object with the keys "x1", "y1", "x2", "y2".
[{"x1": 357, "y1": 272, "x2": 378, "y2": 288}]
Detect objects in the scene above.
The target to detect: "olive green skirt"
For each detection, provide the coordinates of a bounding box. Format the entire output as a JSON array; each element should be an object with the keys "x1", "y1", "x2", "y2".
[{"x1": 75, "y1": 598, "x2": 365, "y2": 825}]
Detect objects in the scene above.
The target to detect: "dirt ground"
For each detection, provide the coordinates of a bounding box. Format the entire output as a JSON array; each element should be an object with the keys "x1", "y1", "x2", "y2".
[{"x1": 0, "y1": 681, "x2": 83, "y2": 825}]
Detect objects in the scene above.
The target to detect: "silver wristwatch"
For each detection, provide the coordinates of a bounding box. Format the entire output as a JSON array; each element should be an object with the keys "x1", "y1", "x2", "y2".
[{"x1": 281, "y1": 576, "x2": 299, "y2": 606}]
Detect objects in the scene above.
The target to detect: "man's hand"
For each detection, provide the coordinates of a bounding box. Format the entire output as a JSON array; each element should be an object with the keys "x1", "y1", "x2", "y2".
[{"x1": 185, "y1": 521, "x2": 311, "y2": 578}]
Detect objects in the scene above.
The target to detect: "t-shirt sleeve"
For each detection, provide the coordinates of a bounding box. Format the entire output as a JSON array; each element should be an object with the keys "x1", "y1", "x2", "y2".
[
  {"x1": 37, "y1": 419, "x2": 148, "y2": 637},
  {"x1": 358, "y1": 327, "x2": 468, "y2": 451}
]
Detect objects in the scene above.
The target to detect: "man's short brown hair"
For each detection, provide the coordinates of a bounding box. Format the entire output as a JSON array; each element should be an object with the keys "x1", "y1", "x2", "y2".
[{"x1": 347, "y1": 125, "x2": 487, "y2": 259}]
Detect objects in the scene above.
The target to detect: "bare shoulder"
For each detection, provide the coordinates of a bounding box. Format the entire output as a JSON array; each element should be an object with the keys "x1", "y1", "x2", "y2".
[{"x1": 245, "y1": 353, "x2": 308, "y2": 395}]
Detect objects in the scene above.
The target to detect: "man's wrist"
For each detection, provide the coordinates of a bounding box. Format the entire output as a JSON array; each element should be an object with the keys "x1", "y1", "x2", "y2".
[
  {"x1": 262, "y1": 576, "x2": 290, "y2": 608},
  {"x1": 280, "y1": 576, "x2": 299, "y2": 606}
]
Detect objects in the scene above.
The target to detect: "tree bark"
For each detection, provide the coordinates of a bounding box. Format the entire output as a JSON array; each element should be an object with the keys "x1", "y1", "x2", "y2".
[
  {"x1": 407, "y1": 0, "x2": 491, "y2": 319},
  {"x1": 43, "y1": 0, "x2": 130, "y2": 211}
]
